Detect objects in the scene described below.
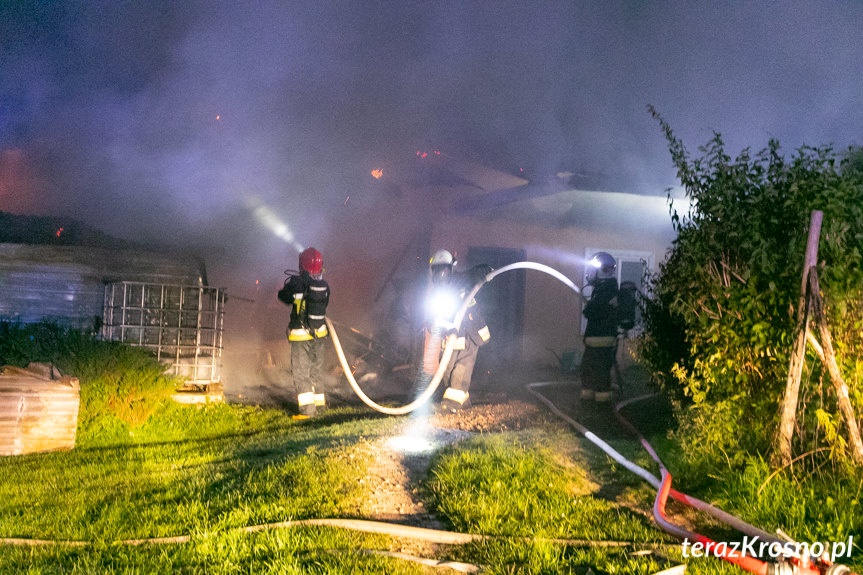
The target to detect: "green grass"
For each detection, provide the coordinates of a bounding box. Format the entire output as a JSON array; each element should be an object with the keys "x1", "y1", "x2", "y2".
[
  {"x1": 687, "y1": 457, "x2": 863, "y2": 564},
  {"x1": 0, "y1": 528, "x2": 429, "y2": 574},
  {"x1": 2, "y1": 324, "x2": 860, "y2": 573},
  {"x1": 427, "y1": 431, "x2": 665, "y2": 543},
  {"x1": 0, "y1": 404, "x2": 401, "y2": 542},
  {"x1": 424, "y1": 430, "x2": 680, "y2": 574},
  {"x1": 3, "y1": 396, "x2": 862, "y2": 574},
  {"x1": 0, "y1": 403, "x2": 434, "y2": 573}
]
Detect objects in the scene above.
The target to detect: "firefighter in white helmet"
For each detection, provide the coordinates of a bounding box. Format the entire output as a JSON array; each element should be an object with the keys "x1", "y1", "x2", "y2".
[
  {"x1": 278, "y1": 247, "x2": 330, "y2": 419},
  {"x1": 580, "y1": 252, "x2": 619, "y2": 405},
  {"x1": 425, "y1": 249, "x2": 492, "y2": 413}
]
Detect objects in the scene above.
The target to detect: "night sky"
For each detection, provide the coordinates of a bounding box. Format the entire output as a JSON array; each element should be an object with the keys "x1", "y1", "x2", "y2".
[{"x1": 2, "y1": 1, "x2": 862, "y2": 307}]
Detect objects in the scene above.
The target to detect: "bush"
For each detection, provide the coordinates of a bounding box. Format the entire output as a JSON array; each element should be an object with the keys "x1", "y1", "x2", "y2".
[
  {"x1": 640, "y1": 109, "x2": 863, "y2": 467},
  {"x1": 70, "y1": 341, "x2": 180, "y2": 443},
  {"x1": 0, "y1": 322, "x2": 181, "y2": 445},
  {"x1": 0, "y1": 321, "x2": 75, "y2": 367}
]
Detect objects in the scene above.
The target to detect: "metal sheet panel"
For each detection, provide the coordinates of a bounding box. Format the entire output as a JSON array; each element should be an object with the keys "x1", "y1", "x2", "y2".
[{"x1": 0, "y1": 365, "x2": 80, "y2": 456}]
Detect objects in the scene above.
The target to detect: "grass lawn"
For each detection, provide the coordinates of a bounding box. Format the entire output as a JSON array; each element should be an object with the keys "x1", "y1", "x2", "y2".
[
  {"x1": 0, "y1": 403, "x2": 428, "y2": 573},
  {"x1": 0, "y1": 397, "x2": 685, "y2": 574},
  {"x1": 0, "y1": 392, "x2": 859, "y2": 573}
]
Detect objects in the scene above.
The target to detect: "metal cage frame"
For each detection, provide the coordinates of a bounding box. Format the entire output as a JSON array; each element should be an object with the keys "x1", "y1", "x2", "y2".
[{"x1": 101, "y1": 282, "x2": 225, "y2": 387}]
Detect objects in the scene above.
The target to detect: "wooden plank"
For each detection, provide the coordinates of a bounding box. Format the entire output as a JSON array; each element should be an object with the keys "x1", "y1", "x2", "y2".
[{"x1": 774, "y1": 210, "x2": 822, "y2": 466}]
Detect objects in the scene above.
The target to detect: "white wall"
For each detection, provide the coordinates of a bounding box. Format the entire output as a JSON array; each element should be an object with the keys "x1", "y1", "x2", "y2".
[{"x1": 430, "y1": 190, "x2": 677, "y2": 366}]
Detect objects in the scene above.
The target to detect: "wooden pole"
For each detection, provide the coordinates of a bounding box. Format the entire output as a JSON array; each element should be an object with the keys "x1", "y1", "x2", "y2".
[
  {"x1": 808, "y1": 269, "x2": 863, "y2": 465},
  {"x1": 773, "y1": 210, "x2": 823, "y2": 467}
]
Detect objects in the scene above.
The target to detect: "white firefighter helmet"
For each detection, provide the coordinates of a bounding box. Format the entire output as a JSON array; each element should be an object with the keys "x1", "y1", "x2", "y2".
[
  {"x1": 429, "y1": 249, "x2": 455, "y2": 285},
  {"x1": 587, "y1": 251, "x2": 617, "y2": 283}
]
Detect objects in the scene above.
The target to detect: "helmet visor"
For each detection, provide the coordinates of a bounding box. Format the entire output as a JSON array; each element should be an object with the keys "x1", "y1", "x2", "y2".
[{"x1": 430, "y1": 264, "x2": 452, "y2": 285}]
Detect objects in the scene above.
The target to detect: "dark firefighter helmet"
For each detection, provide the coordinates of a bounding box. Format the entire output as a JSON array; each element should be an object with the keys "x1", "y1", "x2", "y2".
[
  {"x1": 429, "y1": 249, "x2": 455, "y2": 285},
  {"x1": 587, "y1": 251, "x2": 616, "y2": 284},
  {"x1": 299, "y1": 247, "x2": 323, "y2": 276}
]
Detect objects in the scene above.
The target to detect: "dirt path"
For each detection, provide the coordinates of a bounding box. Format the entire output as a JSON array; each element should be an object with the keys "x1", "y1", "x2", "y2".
[
  {"x1": 356, "y1": 395, "x2": 548, "y2": 524},
  {"x1": 351, "y1": 394, "x2": 549, "y2": 561},
  {"x1": 354, "y1": 386, "x2": 711, "y2": 547}
]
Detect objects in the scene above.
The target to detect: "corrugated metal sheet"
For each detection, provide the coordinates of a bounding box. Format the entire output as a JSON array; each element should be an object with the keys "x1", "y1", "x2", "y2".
[
  {"x1": 0, "y1": 243, "x2": 204, "y2": 327},
  {"x1": 0, "y1": 364, "x2": 80, "y2": 456}
]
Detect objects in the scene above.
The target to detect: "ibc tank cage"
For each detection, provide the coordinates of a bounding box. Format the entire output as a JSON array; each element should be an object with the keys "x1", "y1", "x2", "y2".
[{"x1": 101, "y1": 282, "x2": 226, "y2": 388}]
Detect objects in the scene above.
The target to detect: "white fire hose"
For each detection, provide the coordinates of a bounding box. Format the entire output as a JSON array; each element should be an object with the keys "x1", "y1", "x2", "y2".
[{"x1": 327, "y1": 261, "x2": 585, "y2": 415}]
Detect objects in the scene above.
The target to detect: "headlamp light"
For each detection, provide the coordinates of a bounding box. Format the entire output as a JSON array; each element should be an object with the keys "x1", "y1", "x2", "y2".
[{"x1": 426, "y1": 289, "x2": 458, "y2": 321}]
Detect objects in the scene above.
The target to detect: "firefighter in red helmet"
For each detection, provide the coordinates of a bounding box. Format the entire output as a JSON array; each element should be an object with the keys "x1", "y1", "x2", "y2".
[{"x1": 278, "y1": 247, "x2": 331, "y2": 418}]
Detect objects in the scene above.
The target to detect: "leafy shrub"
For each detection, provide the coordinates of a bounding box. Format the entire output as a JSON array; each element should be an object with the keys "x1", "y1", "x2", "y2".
[
  {"x1": 0, "y1": 321, "x2": 181, "y2": 444},
  {"x1": 71, "y1": 341, "x2": 180, "y2": 443},
  {"x1": 0, "y1": 321, "x2": 74, "y2": 367},
  {"x1": 640, "y1": 109, "x2": 863, "y2": 467}
]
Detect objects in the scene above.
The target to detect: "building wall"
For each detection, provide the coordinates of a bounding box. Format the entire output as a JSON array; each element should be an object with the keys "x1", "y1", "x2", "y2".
[
  {"x1": 430, "y1": 191, "x2": 677, "y2": 367},
  {"x1": 0, "y1": 244, "x2": 204, "y2": 327}
]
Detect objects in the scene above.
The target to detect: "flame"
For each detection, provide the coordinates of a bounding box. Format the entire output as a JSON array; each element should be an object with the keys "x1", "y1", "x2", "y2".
[{"x1": 370, "y1": 168, "x2": 383, "y2": 179}]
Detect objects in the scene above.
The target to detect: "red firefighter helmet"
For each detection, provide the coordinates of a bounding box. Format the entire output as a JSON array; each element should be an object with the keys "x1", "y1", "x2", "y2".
[{"x1": 299, "y1": 247, "x2": 323, "y2": 275}]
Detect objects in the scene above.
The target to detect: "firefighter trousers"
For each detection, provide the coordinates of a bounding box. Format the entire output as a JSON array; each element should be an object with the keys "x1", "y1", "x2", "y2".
[
  {"x1": 580, "y1": 342, "x2": 615, "y2": 398},
  {"x1": 291, "y1": 337, "x2": 328, "y2": 416},
  {"x1": 440, "y1": 342, "x2": 480, "y2": 411}
]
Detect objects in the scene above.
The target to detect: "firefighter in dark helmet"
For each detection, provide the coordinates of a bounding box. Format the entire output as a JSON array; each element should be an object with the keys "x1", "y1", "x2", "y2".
[
  {"x1": 278, "y1": 247, "x2": 330, "y2": 418},
  {"x1": 425, "y1": 249, "x2": 491, "y2": 413},
  {"x1": 580, "y1": 252, "x2": 619, "y2": 405}
]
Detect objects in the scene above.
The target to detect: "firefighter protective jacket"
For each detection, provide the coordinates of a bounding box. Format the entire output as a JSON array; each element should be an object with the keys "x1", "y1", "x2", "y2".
[
  {"x1": 445, "y1": 271, "x2": 491, "y2": 351},
  {"x1": 583, "y1": 277, "x2": 619, "y2": 341},
  {"x1": 458, "y1": 303, "x2": 490, "y2": 350},
  {"x1": 278, "y1": 271, "x2": 330, "y2": 341}
]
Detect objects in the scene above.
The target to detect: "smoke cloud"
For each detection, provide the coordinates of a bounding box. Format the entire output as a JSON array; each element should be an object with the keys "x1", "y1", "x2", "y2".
[{"x1": 2, "y1": 1, "x2": 862, "y2": 345}]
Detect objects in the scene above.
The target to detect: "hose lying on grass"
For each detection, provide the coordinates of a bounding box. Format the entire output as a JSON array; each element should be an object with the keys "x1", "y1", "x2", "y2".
[
  {"x1": 0, "y1": 517, "x2": 677, "y2": 549},
  {"x1": 332, "y1": 260, "x2": 851, "y2": 574},
  {"x1": 527, "y1": 383, "x2": 856, "y2": 575}
]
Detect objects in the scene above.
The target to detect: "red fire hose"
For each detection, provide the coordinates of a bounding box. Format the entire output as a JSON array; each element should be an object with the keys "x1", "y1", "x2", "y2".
[{"x1": 527, "y1": 383, "x2": 855, "y2": 575}]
